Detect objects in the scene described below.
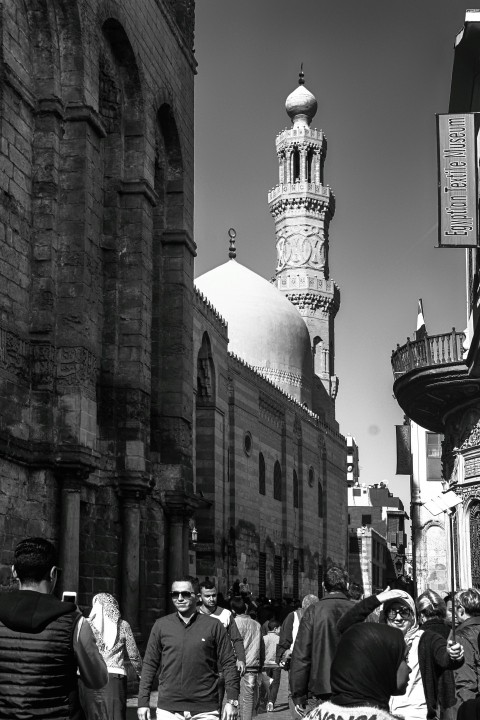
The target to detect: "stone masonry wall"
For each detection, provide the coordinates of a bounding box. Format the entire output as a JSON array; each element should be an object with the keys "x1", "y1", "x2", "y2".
[{"x1": 0, "y1": 0, "x2": 196, "y2": 636}]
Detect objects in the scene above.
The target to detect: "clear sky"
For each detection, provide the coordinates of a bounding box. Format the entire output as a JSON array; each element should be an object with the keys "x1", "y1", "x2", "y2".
[{"x1": 193, "y1": 1, "x2": 473, "y2": 512}]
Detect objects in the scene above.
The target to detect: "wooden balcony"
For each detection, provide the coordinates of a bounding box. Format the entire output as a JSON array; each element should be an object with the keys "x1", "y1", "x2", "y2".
[{"x1": 391, "y1": 329, "x2": 472, "y2": 433}]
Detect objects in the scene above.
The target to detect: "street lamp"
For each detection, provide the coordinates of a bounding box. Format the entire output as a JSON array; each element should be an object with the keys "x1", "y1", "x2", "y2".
[{"x1": 188, "y1": 518, "x2": 198, "y2": 546}]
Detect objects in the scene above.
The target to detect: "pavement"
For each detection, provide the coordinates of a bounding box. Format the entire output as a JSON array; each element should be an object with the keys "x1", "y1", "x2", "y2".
[{"x1": 126, "y1": 670, "x2": 293, "y2": 720}]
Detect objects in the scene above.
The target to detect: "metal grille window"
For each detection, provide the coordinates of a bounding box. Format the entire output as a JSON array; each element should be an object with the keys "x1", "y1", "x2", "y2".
[
  {"x1": 273, "y1": 461, "x2": 282, "y2": 501},
  {"x1": 293, "y1": 469, "x2": 299, "y2": 508},
  {"x1": 274, "y1": 555, "x2": 282, "y2": 600},
  {"x1": 470, "y1": 504, "x2": 480, "y2": 588},
  {"x1": 259, "y1": 552, "x2": 266, "y2": 596},
  {"x1": 259, "y1": 453, "x2": 266, "y2": 495}
]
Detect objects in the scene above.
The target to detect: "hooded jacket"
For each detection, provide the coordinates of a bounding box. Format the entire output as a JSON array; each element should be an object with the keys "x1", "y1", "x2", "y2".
[{"x1": 0, "y1": 590, "x2": 107, "y2": 719}]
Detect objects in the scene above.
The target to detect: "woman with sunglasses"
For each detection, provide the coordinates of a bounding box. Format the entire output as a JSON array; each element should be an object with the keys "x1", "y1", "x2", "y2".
[{"x1": 337, "y1": 588, "x2": 464, "y2": 720}]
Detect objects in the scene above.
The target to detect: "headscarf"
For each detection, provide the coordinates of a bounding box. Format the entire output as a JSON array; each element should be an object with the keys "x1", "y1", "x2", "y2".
[
  {"x1": 382, "y1": 589, "x2": 419, "y2": 649},
  {"x1": 331, "y1": 623, "x2": 406, "y2": 711},
  {"x1": 88, "y1": 593, "x2": 121, "y2": 650}
]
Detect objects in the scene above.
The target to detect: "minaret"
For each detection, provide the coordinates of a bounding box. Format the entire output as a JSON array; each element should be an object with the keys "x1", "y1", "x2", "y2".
[{"x1": 268, "y1": 70, "x2": 340, "y2": 403}]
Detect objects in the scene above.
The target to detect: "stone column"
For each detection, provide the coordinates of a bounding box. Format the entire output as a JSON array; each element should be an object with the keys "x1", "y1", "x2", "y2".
[
  {"x1": 165, "y1": 496, "x2": 189, "y2": 591},
  {"x1": 300, "y1": 148, "x2": 307, "y2": 182},
  {"x1": 120, "y1": 487, "x2": 143, "y2": 635},
  {"x1": 118, "y1": 472, "x2": 149, "y2": 636},
  {"x1": 164, "y1": 490, "x2": 206, "y2": 594},
  {"x1": 57, "y1": 469, "x2": 85, "y2": 596}
]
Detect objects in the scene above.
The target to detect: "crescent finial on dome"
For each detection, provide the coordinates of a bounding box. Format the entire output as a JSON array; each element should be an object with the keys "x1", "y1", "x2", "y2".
[
  {"x1": 228, "y1": 228, "x2": 237, "y2": 260},
  {"x1": 299, "y1": 63, "x2": 305, "y2": 85}
]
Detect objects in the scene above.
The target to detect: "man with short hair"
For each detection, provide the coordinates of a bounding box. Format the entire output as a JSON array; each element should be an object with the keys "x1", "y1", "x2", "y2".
[
  {"x1": 0, "y1": 536, "x2": 108, "y2": 719},
  {"x1": 290, "y1": 566, "x2": 352, "y2": 713},
  {"x1": 137, "y1": 577, "x2": 240, "y2": 720},
  {"x1": 198, "y1": 580, "x2": 246, "y2": 675},
  {"x1": 231, "y1": 597, "x2": 264, "y2": 720},
  {"x1": 453, "y1": 588, "x2": 480, "y2": 702}
]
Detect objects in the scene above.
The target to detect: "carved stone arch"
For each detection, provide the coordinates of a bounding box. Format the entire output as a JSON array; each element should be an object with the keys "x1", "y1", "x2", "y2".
[
  {"x1": 98, "y1": 15, "x2": 146, "y2": 179},
  {"x1": 25, "y1": 0, "x2": 60, "y2": 99},
  {"x1": 197, "y1": 331, "x2": 215, "y2": 404},
  {"x1": 155, "y1": 102, "x2": 185, "y2": 231},
  {"x1": 49, "y1": 0, "x2": 85, "y2": 103}
]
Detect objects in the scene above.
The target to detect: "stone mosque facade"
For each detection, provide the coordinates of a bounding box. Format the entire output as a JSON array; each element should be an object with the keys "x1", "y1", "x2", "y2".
[
  {"x1": 193, "y1": 75, "x2": 348, "y2": 597},
  {"x1": 0, "y1": 0, "x2": 347, "y2": 637}
]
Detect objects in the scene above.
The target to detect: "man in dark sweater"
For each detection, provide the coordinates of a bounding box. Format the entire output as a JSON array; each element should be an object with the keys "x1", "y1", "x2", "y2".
[
  {"x1": 0, "y1": 537, "x2": 108, "y2": 719},
  {"x1": 137, "y1": 577, "x2": 240, "y2": 720}
]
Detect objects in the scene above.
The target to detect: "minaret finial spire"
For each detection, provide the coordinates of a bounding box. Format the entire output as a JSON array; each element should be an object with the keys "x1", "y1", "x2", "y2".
[
  {"x1": 299, "y1": 63, "x2": 305, "y2": 85},
  {"x1": 228, "y1": 228, "x2": 237, "y2": 259}
]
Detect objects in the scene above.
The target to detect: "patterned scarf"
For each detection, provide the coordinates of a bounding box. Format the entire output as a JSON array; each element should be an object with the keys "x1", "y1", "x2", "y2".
[{"x1": 89, "y1": 593, "x2": 120, "y2": 650}]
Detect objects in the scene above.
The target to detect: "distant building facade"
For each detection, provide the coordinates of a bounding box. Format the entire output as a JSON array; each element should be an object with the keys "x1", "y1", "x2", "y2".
[
  {"x1": 348, "y1": 483, "x2": 408, "y2": 591},
  {"x1": 348, "y1": 526, "x2": 388, "y2": 597}
]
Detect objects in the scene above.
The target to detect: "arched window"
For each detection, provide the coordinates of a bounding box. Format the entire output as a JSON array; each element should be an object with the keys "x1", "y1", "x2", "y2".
[
  {"x1": 293, "y1": 148, "x2": 300, "y2": 182},
  {"x1": 274, "y1": 461, "x2": 282, "y2": 501},
  {"x1": 259, "y1": 453, "x2": 266, "y2": 496},
  {"x1": 293, "y1": 469, "x2": 299, "y2": 508},
  {"x1": 308, "y1": 466, "x2": 315, "y2": 487},
  {"x1": 318, "y1": 481, "x2": 323, "y2": 518}
]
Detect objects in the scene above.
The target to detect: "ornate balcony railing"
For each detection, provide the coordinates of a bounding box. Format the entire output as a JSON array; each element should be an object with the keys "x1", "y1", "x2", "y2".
[{"x1": 391, "y1": 329, "x2": 465, "y2": 377}]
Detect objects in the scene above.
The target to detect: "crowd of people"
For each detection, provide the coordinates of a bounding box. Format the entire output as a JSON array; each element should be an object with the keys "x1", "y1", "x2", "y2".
[{"x1": 1, "y1": 538, "x2": 480, "y2": 720}]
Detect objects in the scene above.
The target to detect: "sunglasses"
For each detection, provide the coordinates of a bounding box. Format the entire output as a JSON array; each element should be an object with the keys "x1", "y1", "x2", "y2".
[
  {"x1": 170, "y1": 591, "x2": 194, "y2": 600},
  {"x1": 386, "y1": 607, "x2": 412, "y2": 620}
]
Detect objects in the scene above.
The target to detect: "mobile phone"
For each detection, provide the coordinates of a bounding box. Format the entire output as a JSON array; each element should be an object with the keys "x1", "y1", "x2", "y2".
[{"x1": 62, "y1": 591, "x2": 77, "y2": 603}]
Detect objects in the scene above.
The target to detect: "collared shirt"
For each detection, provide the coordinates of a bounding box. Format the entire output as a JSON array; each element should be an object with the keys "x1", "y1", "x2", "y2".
[{"x1": 138, "y1": 611, "x2": 239, "y2": 713}]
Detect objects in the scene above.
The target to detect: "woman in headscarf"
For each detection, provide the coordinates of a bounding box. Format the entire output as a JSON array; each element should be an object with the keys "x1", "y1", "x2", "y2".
[
  {"x1": 304, "y1": 623, "x2": 410, "y2": 720},
  {"x1": 337, "y1": 588, "x2": 464, "y2": 720},
  {"x1": 80, "y1": 593, "x2": 142, "y2": 720}
]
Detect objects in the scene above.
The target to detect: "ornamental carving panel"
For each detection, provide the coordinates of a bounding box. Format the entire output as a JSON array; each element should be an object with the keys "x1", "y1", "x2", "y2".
[
  {"x1": 276, "y1": 227, "x2": 326, "y2": 271},
  {"x1": 57, "y1": 347, "x2": 97, "y2": 390},
  {"x1": 0, "y1": 327, "x2": 28, "y2": 379}
]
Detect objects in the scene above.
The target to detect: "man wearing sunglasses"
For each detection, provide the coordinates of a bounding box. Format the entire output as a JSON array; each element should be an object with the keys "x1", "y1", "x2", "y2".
[{"x1": 138, "y1": 577, "x2": 240, "y2": 720}]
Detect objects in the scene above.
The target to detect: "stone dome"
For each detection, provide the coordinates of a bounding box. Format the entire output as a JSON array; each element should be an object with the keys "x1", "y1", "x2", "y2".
[
  {"x1": 285, "y1": 84, "x2": 317, "y2": 125},
  {"x1": 195, "y1": 259, "x2": 313, "y2": 406}
]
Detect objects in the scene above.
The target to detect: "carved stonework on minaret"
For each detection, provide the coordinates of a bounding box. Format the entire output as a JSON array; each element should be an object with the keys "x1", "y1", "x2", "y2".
[
  {"x1": 268, "y1": 71, "x2": 340, "y2": 402},
  {"x1": 276, "y1": 227, "x2": 326, "y2": 272}
]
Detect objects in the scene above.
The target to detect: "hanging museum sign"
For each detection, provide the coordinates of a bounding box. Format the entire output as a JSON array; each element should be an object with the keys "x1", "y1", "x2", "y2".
[{"x1": 437, "y1": 112, "x2": 478, "y2": 247}]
